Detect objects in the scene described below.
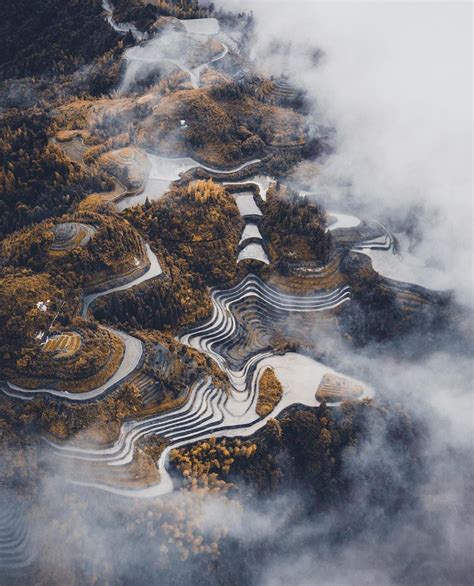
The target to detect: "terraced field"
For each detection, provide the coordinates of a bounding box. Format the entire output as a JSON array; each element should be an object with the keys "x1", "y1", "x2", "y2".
[
  {"x1": 223, "y1": 175, "x2": 274, "y2": 201},
  {"x1": 47, "y1": 350, "x2": 372, "y2": 497},
  {"x1": 0, "y1": 500, "x2": 35, "y2": 572},
  {"x1": 238, "y1": 243, "x2": 269, "y2": 263},
  {"x1": 233, "y1": 192, "x2": 262, "y2": 218},
  {"x1": 256, "y1": 76, "x2": 302, "y2": 106},
  {"x1": 184, "y1": 277, "x2": 352, "y2": 385},
  {"x1": 316, "y1": 373, "x2": 364, "y2": 402},
  {"x1": 98, "y1": 147, "x2": 151, "y2": 191},
  {"x1": 81, "y1": 242, "x2": 163, "y2": 316},
  {"x1": 49, "y1": 222, "x2": 96, "y2": 252},
  {"x1": 352, "y1": 221, "x2": 394, "y2": 251},
  {"x1": 182, "y1": 274, "x2": 351, "y2": 369},
  {"x1": 118, "y1": 154, "x2": 263, "y2": 210},
  {"x1": 233, "y1": 188, "x2": 270, "y2": 264},
  {"x1": 352, "y1": 222, "x2": 448, "y2": 290},
  {"x1": 42, "y1": 269, "x2": 370, "y2": 496},
  {"x1": 239, "y1": 223, "x2": 263, "y2": 244},
  {"x1": 7, "y1": 2, "x2": 436, "y2": 505},
  {"x1": 327, "y1": 212, "x2": 361, "y2": 232},
  {"x1": 43, "y1": 332, "x2": 82, "y2": 359}
]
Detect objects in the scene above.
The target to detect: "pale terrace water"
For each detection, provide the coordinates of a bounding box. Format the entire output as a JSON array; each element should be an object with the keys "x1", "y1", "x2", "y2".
[
  {"x1": 233, "y1": 192, "x2": 263, "y2": 217},
  {"x1": 354, "y1": 231, "x2": 449, "y2": 291},
  {"x1": 239, "y1": 223, "x2": 264, "y2": 244},
  {"x1": 119, "y1": 155, "x2": 263, "y2": 210},
  {"x1": 327, "y1": 211, "x2": 361, "y2": 231},
  {"x1": 47, "y1": 351, "x2": 372, "y2": 497},
  {"x1": 238, "y1": 242, "x2": 269, "y2": 264}
]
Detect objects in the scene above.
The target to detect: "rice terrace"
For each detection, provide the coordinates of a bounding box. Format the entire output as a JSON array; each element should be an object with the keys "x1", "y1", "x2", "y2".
[{"x1": 0, "y1": 1, "x2": 471, "y2": 585}]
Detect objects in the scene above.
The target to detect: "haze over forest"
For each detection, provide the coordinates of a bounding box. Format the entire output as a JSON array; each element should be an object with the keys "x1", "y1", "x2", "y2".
[{"x1": 0, "y1": 1, "x2": 472, "y2": 585}]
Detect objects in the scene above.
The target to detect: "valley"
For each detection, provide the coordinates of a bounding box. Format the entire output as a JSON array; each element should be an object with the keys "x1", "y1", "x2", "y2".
[{"x1": 0, "y1": 1, "x2": 469, "y2": 584}]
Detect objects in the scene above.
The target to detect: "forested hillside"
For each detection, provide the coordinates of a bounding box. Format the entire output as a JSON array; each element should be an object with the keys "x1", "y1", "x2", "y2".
[
  {"x1": 0, "y1": 3, "x2": 466, "y2": 585},
  {"x1": 0, "y1": 110, "x2": 112, "y2": 238},
  {"x1": 0, "y1": 0, "x2": 120, "y2": 79}
]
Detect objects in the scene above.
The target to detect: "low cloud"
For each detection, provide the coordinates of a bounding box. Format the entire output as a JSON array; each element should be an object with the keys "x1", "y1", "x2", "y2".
[
  {"x1": 2, "y1": 4, "x2": 471, "y2": 585},
  {"x1": 220, "y1": 0, "x2": 472, "y2": 304}
]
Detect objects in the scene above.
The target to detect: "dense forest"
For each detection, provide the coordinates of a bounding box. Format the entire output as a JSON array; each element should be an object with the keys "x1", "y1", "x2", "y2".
[
  {"x1": 261, "y1": 184, "x2": 333, "y2": 267},
  {"x1": 338, "y1": 252, "x2": 450, "y2": 346},
  {"x1": 150, "y1": 399, "x2": 425, "y2": 584},
  {"x1": 143, "y1": 180, "x2": 243, "y2": 285},
  {"x1": 0, "y1": 0, "x2": 120, "y2": 80},
  {"x1": 136, "y1": 87, "x2": 307, "y2": 166},
  {"x1": 172, "y1": 399, "x2": 423, "y2": 506},
  {"x1": 94, "y1": 181, "x2": 243, "y2": 331},
  {"x1": 0, "y1": 110, "x2": 112, "y2": 239},
  {"x1": 0, "y1": 3, "x2": 464, "y2": 585},
  {"x1": 2, "y1": 211, "x2": 146, "y2": 289},
  {"x1": 0, "y1": 270, "x2": 66, "y2": 357},
  {"x1": 92, "y1": 255, "x2": 213, "y2": 332},
  {"x1": 111, "y1": 0, "x2": 212, "y2": 28}
]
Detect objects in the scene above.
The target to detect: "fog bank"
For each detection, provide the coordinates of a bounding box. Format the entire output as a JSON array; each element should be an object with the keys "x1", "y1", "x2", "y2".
[{"x1": 220, "y1": 0, "x2": 473, "y2": 303}]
